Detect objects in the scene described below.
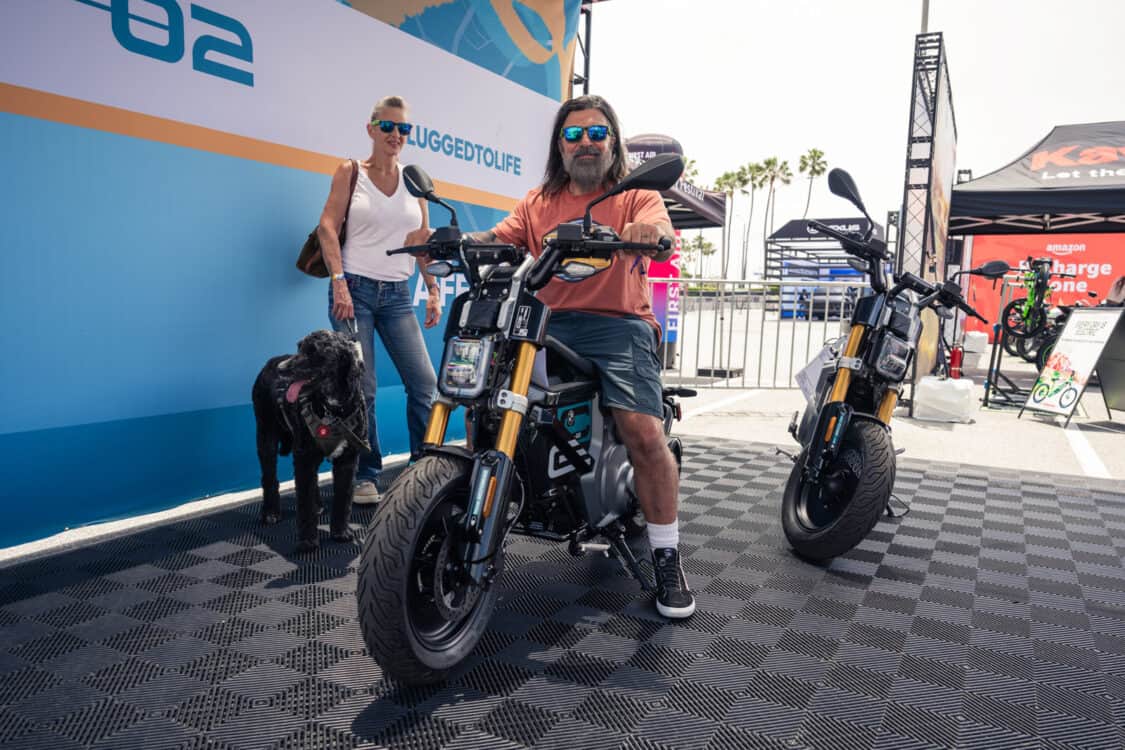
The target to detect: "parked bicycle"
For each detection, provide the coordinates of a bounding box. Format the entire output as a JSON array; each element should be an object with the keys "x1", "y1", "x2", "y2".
[{"x1": 1001, "y1": 257, "x2": 1075, "y2": 340}]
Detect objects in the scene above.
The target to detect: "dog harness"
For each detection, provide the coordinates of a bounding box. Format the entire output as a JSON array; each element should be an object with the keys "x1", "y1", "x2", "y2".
[{"x1": 275, "y1": 365, "x2": 370, "y2": 459}]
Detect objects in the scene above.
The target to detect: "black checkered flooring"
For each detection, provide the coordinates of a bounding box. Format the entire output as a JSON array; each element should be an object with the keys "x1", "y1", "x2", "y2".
[{"x1": 1, "y1": 437, "x2": 1123, "y2": 750}]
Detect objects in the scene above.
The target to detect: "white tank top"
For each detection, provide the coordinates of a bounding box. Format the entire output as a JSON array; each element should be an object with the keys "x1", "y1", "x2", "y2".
[{"x1": 341, "y1": 164, "x2": 422, "y2": 281}]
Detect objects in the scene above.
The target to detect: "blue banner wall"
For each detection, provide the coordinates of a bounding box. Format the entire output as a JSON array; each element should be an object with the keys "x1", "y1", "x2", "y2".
[{"x1": 0, "y1": 0, "x2": 575, "y2": 547}]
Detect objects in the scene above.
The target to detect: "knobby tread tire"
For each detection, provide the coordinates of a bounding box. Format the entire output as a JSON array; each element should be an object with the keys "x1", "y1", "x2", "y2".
[
  {"x1": 782, "y1": 420, "x2": 895, "y2": 561},
  {"x1": 356, "y1": 454, "x2": 493, "y2": 685}
]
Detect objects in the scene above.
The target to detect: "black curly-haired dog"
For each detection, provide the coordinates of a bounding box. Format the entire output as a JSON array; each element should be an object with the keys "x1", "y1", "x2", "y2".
[{"x1": 252, "y1": 329, "x2": 370, "y2": 552}]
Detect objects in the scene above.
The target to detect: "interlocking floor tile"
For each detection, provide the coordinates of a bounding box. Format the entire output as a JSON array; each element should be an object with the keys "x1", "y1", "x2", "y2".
[{"x1": 0, "y1": 438, "x2": 1120, "y2": 748}]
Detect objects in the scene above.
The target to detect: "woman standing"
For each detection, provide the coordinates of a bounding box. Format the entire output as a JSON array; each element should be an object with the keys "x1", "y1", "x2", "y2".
[{"x1": 317, "y1": 95, "x2": 441, "y2": 503}]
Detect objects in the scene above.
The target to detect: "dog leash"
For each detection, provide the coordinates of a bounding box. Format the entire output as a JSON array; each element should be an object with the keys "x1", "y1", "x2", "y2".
[{"x1": 343, "y1": 318, "x2": 363, "y2": 363}]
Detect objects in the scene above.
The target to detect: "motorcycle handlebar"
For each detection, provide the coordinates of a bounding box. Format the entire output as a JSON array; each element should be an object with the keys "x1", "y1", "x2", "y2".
[
  {"x1": 806, "y1": 220, "x2": 889, "y2": 261},
  {"x1": 386, "y1": 245, "x2": 432, "y2": 256},
  {"x1": 916, "y1": 281, "x2": 988, "y2": 323},
  {"x1": 547, "y1": 235, "x2": 671, "y2": 259}
]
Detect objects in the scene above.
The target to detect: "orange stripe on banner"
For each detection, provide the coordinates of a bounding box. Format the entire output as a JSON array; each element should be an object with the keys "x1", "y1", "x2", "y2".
[{"x1": 0, "y1": 82, "x2": 517, "y2": 213}]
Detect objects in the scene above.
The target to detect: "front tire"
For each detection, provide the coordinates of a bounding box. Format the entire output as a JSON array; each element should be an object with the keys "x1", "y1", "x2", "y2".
[
  {"x1": 1002, "y1": 299, "x2": 1045, "y2": 339},
  {"x1": 356, "y1": 455, "x2": 498, "y2": 685},
  {"x1": 782, "y1": 420, "x2": 894, "y2": 561}
]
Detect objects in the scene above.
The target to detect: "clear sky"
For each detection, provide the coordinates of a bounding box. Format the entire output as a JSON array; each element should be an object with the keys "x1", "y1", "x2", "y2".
[{"x1": 587, "y1": 0, "x2": 1125, "y2": 276}]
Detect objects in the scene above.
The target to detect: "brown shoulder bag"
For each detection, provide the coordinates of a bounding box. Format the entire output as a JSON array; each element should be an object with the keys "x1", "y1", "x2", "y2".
[{"x1": 296, "y1": 159, "x2": 359, "y2": 278}]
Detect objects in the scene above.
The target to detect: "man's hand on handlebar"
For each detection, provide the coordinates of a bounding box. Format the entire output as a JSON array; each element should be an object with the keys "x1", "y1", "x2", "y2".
[
  {"x1": 621, "y1": 222, "x2": 673, "y2": 258},
  {"x1": 621, "y1": 222, "x2": 661, "y2": 255}
]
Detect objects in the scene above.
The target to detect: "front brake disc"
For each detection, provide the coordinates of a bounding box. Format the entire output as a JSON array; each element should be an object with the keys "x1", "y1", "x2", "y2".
[{"x1": 432, "y1": 535, "x2": 481, "y2": 620}]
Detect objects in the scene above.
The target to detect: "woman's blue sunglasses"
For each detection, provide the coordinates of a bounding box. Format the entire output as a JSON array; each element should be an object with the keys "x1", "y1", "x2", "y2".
[
  {"x1": 560, "y1": 124, "x2": 610, "y2": 143},
  {"x1": 373, "y1": 120, "x2": 412, "y2": 135}
]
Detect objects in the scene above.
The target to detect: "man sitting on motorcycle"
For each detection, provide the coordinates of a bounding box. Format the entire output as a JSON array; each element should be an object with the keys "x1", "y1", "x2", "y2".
[{"x1": 470, "y1": 95, "x2": 694, "y2": 619}]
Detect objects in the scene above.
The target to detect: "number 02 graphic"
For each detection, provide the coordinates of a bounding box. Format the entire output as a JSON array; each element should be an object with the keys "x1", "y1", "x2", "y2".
[{"x1": 107, "y1": 0, "x2": 254, "y2": 87}]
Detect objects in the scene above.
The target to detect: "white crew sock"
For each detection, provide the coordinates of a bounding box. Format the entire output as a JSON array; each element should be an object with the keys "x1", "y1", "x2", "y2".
[{"x1": 647, "y1": 520, "x2": 679, "y2": 551}]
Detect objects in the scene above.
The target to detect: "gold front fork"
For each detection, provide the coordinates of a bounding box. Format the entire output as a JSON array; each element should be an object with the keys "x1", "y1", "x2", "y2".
[
  {"x1": 422, "y1": 399, "x2": 451, "y2": 446},
  {"x1": 876, "y1": 389, "x2": 899, "y2": 424},
  {"x1": 828, "y1": 324, "x2": 866, "y2": 403},
  {"x1": 495, "y1": 341, "x2": 537, "y2": 458}
]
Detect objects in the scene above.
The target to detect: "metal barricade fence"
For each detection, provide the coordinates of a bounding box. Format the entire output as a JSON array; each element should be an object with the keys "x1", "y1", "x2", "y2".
[{"x1": 649, "y1": 278, "x2": 870, "y2": 389}]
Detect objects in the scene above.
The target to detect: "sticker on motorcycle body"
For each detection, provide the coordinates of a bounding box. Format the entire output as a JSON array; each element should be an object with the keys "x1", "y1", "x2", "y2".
[
  {"x1": 513, "y1": 305, "x2": 532, "y2": 338},
  {"x1": 546, "y1": 401, "x2": 593, "y2": 478}
]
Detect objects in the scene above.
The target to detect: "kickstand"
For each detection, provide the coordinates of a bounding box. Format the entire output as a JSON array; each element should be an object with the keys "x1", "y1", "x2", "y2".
[
  {"x1": 606, "y1": 524, "x2": 654, "y2": 592},
  {"x1": 885, "y1": 494, "x2": 910, "y2": 518}
]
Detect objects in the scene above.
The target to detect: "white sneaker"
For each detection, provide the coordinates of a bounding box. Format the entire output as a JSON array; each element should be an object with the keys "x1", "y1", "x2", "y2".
[{"x1": 353, "y1": 480, "x2": 380, "y2": 505}]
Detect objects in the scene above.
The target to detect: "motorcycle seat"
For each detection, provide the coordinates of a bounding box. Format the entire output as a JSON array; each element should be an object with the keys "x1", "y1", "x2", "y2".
[
  {"x1": 544, "y1": 336, "x2": 596, "y2": 378},
  {"x1": 529, "y1": 337, "x2": 599, "y2": 404}
]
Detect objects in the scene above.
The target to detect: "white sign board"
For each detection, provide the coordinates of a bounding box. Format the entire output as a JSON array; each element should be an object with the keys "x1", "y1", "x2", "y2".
[{"x1": 1024, "y1": 307, "x2": 1125, "y2": 417}]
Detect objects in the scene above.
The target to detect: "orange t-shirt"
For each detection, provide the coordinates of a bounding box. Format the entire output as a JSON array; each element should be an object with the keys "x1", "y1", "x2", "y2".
[{"x1": 491, "y1": 186, "x2": 671, "y2": 331}]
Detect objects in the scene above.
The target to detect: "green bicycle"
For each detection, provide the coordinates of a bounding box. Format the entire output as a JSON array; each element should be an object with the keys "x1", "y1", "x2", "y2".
[
  {"x1": 1031, "y1": 373, "x2": 1079, "y2": 409},
  {"x1": 1001, "y1": 256, "x2": 1075, "y2": 340}
]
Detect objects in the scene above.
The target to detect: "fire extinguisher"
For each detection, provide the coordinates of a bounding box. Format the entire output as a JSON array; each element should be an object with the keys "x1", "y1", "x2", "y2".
[{"x1": 949, "y1": 344, "x2": 964, "y2": 379}]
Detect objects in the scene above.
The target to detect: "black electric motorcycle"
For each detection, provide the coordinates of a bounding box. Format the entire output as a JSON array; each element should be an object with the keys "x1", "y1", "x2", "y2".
[
  {"x1": 783, "y1": 168, "x2": 1008, "y2": 560},
  {"x1": 356, "y1": 154, "x2": 694, "y2": 684}
]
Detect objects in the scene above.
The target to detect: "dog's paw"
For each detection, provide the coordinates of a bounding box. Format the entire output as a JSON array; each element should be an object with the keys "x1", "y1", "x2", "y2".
[
  {"x1": 330, "y1": 528, "x2": 354, "y2": 543},
  {"x1": 260, "y1": 512, "x2": 281, "y2": 526},
  {"x1": 295, "y1": 538, "x2": 320, "y2": 554}
]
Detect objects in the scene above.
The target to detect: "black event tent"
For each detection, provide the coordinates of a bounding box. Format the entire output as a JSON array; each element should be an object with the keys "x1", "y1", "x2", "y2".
[
  {"x1": 949, "y1": 121, "x2": 1125, "y2": 235},
  {"x1": 625, "y1": 134, "x2": 726, "y2": 229}
]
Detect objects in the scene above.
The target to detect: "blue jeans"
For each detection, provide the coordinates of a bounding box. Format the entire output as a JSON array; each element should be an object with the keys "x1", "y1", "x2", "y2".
[{"x1": 329, "y1": 276, "x2": 437, "y2": 482}]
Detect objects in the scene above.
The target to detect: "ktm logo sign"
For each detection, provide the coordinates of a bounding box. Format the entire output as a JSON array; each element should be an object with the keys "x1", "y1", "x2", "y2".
[{"x1": 1030, "y1": 146, "x2": 1125, "y2": 170}]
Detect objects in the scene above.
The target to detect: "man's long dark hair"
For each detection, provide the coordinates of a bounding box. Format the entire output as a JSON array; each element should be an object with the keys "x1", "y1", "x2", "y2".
[{"x1": 540, "y1": 95, "x2": 629, "y2": 198}]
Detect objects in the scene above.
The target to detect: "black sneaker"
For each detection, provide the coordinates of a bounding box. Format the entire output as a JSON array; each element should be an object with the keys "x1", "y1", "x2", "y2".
[{"x1": 652, "y1": 547, "x2": 695, "y2": 619}]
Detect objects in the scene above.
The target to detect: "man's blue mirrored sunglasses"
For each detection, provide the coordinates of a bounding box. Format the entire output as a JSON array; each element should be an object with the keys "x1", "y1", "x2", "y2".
[{"x1": 560, "y1": 124, "x2": 611, "y2": 142}]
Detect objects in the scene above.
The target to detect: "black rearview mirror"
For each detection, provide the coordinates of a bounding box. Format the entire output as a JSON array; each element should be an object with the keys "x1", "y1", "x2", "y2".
[
  {"x1": 972, "y1": 260, "x2": 1010, "y2": 279},
  {"x1": 403, "y1": 165, "x2": 434, "y2": 198},
  {"x1": 584, "y1": 154, "x2": 683, "y2": 233},
  {"x1": 615, "y1": 153, "x2": 684, "y2": 194},
  {"x1": 827, "y1": 168, "x2": 866, "y2": 214},
  {"x1": 402, "y1": 164, "x2": 458, "y2": 227}
]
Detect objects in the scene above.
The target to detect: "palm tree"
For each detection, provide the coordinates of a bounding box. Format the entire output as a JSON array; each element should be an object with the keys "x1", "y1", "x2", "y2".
[
  {"x1": 713, "y1": 168, "x2": 748, "y2": 278},
  {"x1": 798, "y1": 148, "x2": 828, "y2": 219},
  {"x1": 740, "y1": 162, "x2": 766, "y2": 278},
  {"x1": 681, "y1": 157, "x2": 700, "y2": 184},
  {"x1": 760, "y1": 157, "x2": 794, "y2": 249}
]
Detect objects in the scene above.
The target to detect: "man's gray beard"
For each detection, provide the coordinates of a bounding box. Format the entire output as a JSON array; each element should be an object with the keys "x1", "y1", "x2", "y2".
[{"x1": 564, "y1": 151, "x2": 611, "y2": 193}]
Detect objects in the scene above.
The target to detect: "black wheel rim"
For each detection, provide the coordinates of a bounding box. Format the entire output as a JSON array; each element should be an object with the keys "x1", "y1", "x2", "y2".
[
  {"x1": 797, "y1": 436, "x2": 863, "y2": 532},
  {"x1": 404, "y1": 485, "x2": 483, "y2": 650}
]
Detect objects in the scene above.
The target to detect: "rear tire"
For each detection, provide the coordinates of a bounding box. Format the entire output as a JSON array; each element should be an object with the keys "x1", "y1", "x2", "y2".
[
  {"x1": 1002, "y1": 332, "x2": 1022, "y2": 358},
  {"x1": 1016, "y1": 334, "x2": 1041, "y2": 363},
  {"x1": 356, "y1": 455, "x2": 498, "y2": 685},
  {"x1": 782, "y1": 420, "x2": 894, "y2": 561}
]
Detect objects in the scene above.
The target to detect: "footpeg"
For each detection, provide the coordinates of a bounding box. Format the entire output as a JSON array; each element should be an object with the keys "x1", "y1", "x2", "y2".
[
  {"x1": 568, "y1": 536, "x2": 610, "y2": 557},
  {"x1": 775, "y1": 447, "x2": 797, "y2": 462},
  {"x1": 578, "y1": 542, "x2": 611, "y2": 555}
]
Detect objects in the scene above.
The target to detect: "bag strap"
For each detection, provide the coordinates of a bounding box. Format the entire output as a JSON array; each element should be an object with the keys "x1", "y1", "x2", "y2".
[{"x1": 340, "y1": 159, "x2": 359, "y2": 239}]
